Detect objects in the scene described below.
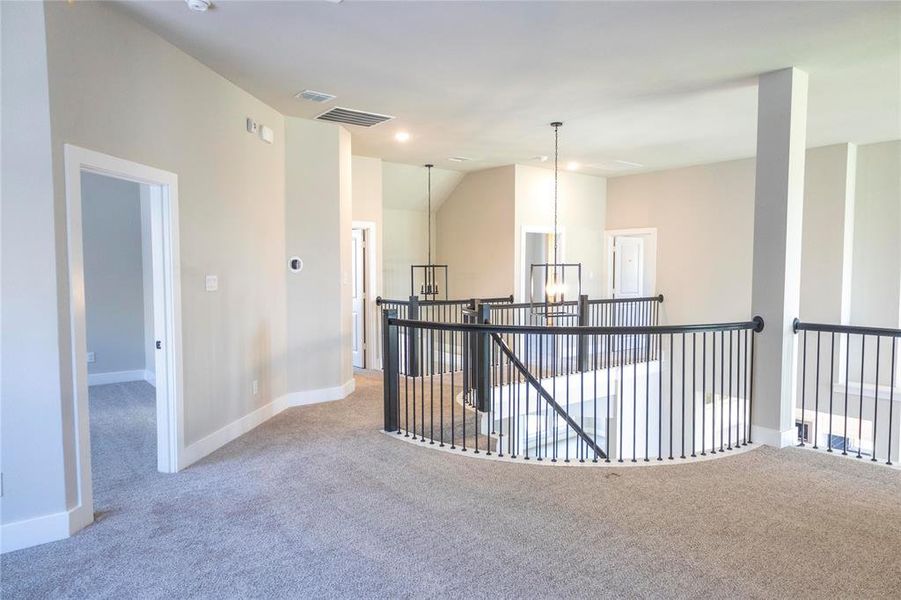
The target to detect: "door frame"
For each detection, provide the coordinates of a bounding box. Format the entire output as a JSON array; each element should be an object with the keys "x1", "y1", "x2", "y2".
[
  {"x1": 605, "y1": 227, "x2": 657, "y2": 298},
  {"x1": 64, "y1": 145, "x2": 184, "y2": 520},
  {"x1": 352, "y1": 220, "x2": 379, "y2": 368}
]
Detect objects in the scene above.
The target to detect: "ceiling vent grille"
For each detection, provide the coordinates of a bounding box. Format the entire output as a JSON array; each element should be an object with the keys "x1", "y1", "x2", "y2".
[
  {"x1": 296, "y1": 89, "x2": 336, "y2": 103},
  {"x1": 315, "y1": 107, "x2": 395, "y2": 128}
]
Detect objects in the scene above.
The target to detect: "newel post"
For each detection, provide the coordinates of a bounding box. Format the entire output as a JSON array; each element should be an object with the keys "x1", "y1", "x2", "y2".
[
  {"x1": 475, "y1": 302, "x2": 491, "y2": 412},
  {"x1": 382, "y1": 309, "x2": 400, "y2": 432},
  {"x1": 578, "y1": 294, "x2": 589, "y2": 372},
  {"x1": 407, "y1": 295, "x2": 420, "y2": 377}
]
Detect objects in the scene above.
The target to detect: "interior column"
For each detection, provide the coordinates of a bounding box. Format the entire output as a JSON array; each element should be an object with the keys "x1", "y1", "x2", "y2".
[{"x1": 751, "y1": 67, "x2": 809, "y2": 446}]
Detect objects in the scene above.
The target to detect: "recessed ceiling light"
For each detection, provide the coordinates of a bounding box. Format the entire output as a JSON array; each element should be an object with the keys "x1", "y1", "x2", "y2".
[
  {"x1": 394, "y1": 132, "x2": 411, "y2": 143},
  {"x1": 532, "y1": 155, "x2": 549, "y2": 163},
  {"x1": 185, "y1": 0, "x2": 212, "y2": 12},
  {"x1": 613, "y1": 159, "x2": 644, "y2": 168},
  {"x1": 566, "y1": 161, "x2": 580, "y2": 171},
  {"x1": 448, "y1": 156, "x2": 473, "y2": 163}
]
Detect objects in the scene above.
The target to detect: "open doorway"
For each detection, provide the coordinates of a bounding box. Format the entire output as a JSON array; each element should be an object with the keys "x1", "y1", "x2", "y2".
[
  {"x1": 520, "y1": 226, "x2": 565, "y2": 302},
  {"x1": 81, "y1": 172, "x2": 158, "y2": 493},
  {"x1": 65, "y1": 145, "x2": 183, "y2": 531},
  {"x1": 351, "y1": 220, "x2": 379, "y2": 370}
]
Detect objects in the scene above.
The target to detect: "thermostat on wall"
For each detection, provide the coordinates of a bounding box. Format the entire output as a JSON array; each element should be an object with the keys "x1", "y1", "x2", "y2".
[{"x1": 288, "y1": 257, "x2": 303, "y2": 273}]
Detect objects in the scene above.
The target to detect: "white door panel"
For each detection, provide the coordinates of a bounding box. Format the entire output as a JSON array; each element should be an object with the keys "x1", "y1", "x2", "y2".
[
  {"x1": 351, "y1": 229, "x2": 365, "y2": 368},
  {"x1": 613, "y1": 236, "x2": 644, "y2": 299}
]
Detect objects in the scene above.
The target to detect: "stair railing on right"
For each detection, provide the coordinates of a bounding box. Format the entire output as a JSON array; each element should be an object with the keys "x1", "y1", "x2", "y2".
[{"x1": 793, "y1": 319, "x2": 901, "y2": 465}]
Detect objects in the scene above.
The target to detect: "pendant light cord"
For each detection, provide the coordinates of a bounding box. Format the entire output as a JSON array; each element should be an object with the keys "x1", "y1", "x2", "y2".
[{"x1": 553, "y1": 123, "x2": 559, "y2": 269}]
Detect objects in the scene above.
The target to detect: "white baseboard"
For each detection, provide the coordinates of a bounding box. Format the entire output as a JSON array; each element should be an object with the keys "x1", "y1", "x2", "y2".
[
  {"x1": 1, "y1": 502, "x2": 92, "y2": 554},
  {"x1": 751, "y1": 425, "x2": 797, "y2": 448},
  {"x1": 87, "y1": 369, "x2": 146, "y2": 386},
  {"x1": 144, "y1": 369, "x2": 156, "y2": 386},
  {"x1": 276, "y1": 378, "x2": 356, "y2": 408},
  {"x1": 179, "y1": 378, "x2": 356, "y2": 470}
]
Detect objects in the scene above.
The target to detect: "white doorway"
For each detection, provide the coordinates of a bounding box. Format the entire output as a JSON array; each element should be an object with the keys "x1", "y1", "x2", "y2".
[
  {"x1": 351, "y1": 220, "x2": 379, "y2": 369},
  {"x1": 351, "y1": 227, "x2": 366, "y2": 368},
  {"x1": 65, "y1": 145, "x2": 183, "y2": 530},
  {"x1": 520, "y1": 226, "x2": 565, "y2": 302},
  {"x1": 605, "y1": 228, "x2": 657, "y2": 299}
]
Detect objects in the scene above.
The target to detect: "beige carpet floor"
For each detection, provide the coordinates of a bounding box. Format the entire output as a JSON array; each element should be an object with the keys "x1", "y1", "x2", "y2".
[{"x1": 2, "y1": 371, "x2": 899, "y2": 599}]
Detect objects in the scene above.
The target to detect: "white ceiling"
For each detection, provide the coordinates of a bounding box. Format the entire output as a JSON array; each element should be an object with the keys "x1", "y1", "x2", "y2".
[
  {"x1": 382, "y1": 162, "x2": 464, "y2": 211},
  {"x1": 115, "y1": 1, "x2": 900, "y2": 175}
]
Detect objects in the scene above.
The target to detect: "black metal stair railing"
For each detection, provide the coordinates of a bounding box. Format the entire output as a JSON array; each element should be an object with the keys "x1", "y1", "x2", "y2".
[
  {"x1": 793, "y1": 319, "x2": 900, "y2": 465},
  {"x1": 382, "y1": 309, "x2": 764, "y2": 464}
]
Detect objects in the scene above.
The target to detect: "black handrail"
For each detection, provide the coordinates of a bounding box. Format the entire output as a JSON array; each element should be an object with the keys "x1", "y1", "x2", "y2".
[
  {"x1": 589, "y1": 294, "x2": 664, "y2": 305},
  {"x1": 388, "y1": 316, "x2": 764, "y2": 336},
  {"x1": 793, "y1": 319, "x2": 901, "y2": 338},
  {"x1": 491, "y1": 333, "x2": 607, "y2": 459},
  {"x1": 376, "y1": 295, "x2": 514, "y2": 307}
]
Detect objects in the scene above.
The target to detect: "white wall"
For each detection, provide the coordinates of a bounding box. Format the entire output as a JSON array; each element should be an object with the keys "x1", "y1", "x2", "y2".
[
  {"x1": 352, "y1": 156, "x2": 383, "y2": 365},
  {"x1": 607, "y1": 158, "x2": 756, "y2": 325},
  {"x1": 0, "y1": 0, "x2": 291, "y2": 544},
  {"x1": 851, "y1": 141, "x2": 901, "y2": 328},
  {"x1": 43, "y1": 0, "x2": 289, "y2": 451},
  {"x1": 81, "y1": 172, "x2": 147, "y2": 377},
  {"x1": 514, "y1": 165, "x2": 606, "y2": 301},
  {"x1": 381, "y1": 161, "x2": 459, "y2": 300},
  {"x1": 285, "y1": 118, "x2": 354, "y2": 393},
  {"x1": 436, "y1": 166, "x2": 516, "y2": 298},
  {"x1": 383, "y1": 208, "x2": 429, "y2": 299},
  {"x1": 1, "y1": 0, "x2": 70, "y2": 531},
  {"x1": 606, "y1": 142, "x2": 900, "y2": 328}
]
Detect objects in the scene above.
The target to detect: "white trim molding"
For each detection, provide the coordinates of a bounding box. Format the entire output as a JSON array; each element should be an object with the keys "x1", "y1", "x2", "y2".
[
  {"x1": 87, "y1": 369, "x2": 146, "y2": 386},
  {"x1": 751, "y1": 425, "x2": 797, "y2": 448},
  {"x1": 179, "y1": 379, "x2": 356, "y2": 470},
  {"x1": 1, "y1": 502, "x2": 91, "y2": 554}
]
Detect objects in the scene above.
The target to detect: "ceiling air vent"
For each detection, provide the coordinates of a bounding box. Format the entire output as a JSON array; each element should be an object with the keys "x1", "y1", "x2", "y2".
[
  {"x1": 315, "y1": 107, "x2": 395, "y2": 128},
  {"x1": 295, "y1": 89, "x2": 336, "y2": 103}
]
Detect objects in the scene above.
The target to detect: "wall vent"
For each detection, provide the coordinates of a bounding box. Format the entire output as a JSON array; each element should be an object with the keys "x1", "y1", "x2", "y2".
[
  {"x1": 295, "y1": 89, "x2": 336, "y2": 103},
  {"x1": 315, "y1": 107, "x2": 395, "y2": 128}
]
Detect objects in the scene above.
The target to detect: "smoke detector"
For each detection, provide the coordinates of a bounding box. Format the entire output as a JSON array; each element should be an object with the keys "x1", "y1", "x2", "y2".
[{"x1": 186, "y1": 0, "x2": 212, "y2": 12}]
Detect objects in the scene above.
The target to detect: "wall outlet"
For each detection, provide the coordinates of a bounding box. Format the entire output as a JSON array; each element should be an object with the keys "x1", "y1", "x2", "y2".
[
  {"x1": 252, "y1": 380, "x2": 259, "y2": 396},
  {"x1": 87, "y1": 352, "x2": 95, "y2": 363}
]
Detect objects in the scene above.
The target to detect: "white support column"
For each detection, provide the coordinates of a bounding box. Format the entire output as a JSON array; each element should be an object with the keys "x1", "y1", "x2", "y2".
[{"x1": 751, "y1": 68, "x2": 808, "y2": 447}]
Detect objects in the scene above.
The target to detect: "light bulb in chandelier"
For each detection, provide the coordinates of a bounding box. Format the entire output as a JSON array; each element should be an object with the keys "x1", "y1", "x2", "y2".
[{"x1": 545, "y1": 278, "x2": 567, "y2": 302}]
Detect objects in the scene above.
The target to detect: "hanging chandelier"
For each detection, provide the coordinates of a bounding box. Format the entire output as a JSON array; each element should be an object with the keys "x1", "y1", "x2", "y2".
[
  {"x1": 411, "y1": 163, "x2": 448, "y2": 299},
  {"x1": 529, "y1": 121, "x2": 582, "y2": 317}
]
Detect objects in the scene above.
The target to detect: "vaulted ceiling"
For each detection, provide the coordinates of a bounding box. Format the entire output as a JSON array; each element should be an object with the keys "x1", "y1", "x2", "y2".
[{"x1": 115, "y1": 1, "x2": 900, "y2": 175}]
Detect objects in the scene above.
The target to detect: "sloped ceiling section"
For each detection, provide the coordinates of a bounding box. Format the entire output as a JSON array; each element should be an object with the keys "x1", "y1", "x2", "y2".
[{"x1": 382, "y1": 162, "x2": 464, "y2": 211}]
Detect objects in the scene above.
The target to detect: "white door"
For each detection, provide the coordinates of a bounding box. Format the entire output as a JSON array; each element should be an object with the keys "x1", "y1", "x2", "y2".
[
  {"x1": 612, "y1": 236, "x2": 644, "y2": 298},
  {"x1": 351, "y1": 228, "x2": 365, "y2": 368}
]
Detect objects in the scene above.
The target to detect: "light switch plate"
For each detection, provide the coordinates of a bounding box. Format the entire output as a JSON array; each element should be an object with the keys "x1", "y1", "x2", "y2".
[
  {"x1": 87, "y1": 352, "x2": 95, "y2": 363},
  {"x1": 205, "y1": 275, "x2": 218, "y2": 292}
]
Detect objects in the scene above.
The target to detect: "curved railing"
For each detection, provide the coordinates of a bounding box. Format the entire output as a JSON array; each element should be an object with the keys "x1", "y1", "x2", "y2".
[
  {"x1": 381, "y1": 309, "x2": 763, "y2": 464},
  {"x1": 375, "y1": 294, "x2": 664, "y2": 374}
]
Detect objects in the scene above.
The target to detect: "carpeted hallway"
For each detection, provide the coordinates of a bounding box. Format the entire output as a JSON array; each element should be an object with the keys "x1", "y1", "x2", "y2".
[{"x1": 2, "y1": 372, "x2": 900, "y2": 599}]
